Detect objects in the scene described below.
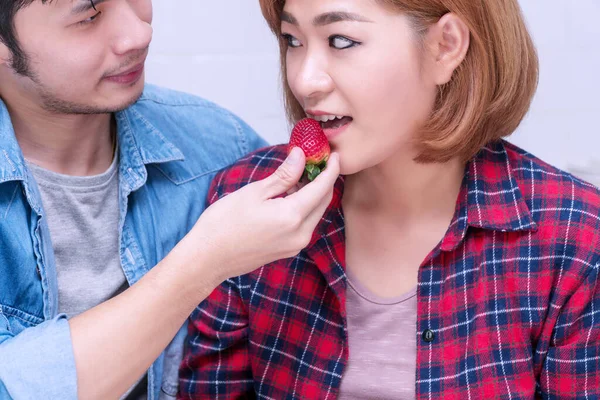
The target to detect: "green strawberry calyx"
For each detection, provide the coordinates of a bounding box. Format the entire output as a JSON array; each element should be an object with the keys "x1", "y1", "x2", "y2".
[{"x1": 305, "y1": 160, "x2": 327, "y2": 182}]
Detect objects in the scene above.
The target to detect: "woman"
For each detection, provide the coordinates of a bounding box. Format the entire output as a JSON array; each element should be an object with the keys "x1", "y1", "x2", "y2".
[{"x1": 179, "y1": 0, "x2": 600, "y2": 398}]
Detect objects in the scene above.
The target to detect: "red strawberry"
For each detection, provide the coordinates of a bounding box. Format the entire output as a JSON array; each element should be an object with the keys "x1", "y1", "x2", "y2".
[{"x1": 288, "y1": 118, "x2": 331, "y2": 181}]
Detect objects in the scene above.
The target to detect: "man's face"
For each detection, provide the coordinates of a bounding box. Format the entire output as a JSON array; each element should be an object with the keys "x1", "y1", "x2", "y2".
[{"x1": 1, "y1": 0, "x2": 153, "y2": 114}]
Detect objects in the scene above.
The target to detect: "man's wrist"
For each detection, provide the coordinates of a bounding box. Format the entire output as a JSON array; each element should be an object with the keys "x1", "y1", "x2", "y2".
[{"x1": 173, "y1": 231, "x2": 225, "y2": 298}]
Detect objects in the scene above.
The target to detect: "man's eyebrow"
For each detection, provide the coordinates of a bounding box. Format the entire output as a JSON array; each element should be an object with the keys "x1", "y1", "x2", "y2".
[
  {"x1": 71, "y1": 0, "x2": 107, "y2": 14},
  {"x1": 281, "y1": 10, "x2": 373, "y2": 27}
]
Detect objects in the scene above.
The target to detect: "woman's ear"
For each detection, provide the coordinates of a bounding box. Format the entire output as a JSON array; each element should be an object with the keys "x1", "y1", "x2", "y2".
[
  {"x1": 425, "y1": 13, "x2": 470, "y2": 85},
  {"x1": 0, "y1": 44, "x2": 11, "y2": 67}
]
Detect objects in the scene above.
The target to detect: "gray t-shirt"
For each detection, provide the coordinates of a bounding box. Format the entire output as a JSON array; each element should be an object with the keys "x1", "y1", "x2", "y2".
[
  {"x1": 338, "y1": 268, "x2": 418, "y2": 400},
  {"x1": 28, "y1": 156, "x2": 146, "y2": 400},
  {"x1": 28, "y1": 157, "x2": 124, "y2": 317}
]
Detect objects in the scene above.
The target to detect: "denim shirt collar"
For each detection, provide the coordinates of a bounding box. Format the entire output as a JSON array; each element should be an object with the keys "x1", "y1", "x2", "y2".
[
  {"x1": 0, "y1": 99, "x2": 27, "y2": 183},
  {"x1": 115, "y1": 104, "x2": 185, "y2": 193},
  {"x1": 0, "y1": 97, "x2": 185, "y2": 193}
]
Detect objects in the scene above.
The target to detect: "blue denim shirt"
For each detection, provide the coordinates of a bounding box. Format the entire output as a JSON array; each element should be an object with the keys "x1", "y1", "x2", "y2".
[{"x1": 0, "y1": 84, "x2": 267, "y2": 399}]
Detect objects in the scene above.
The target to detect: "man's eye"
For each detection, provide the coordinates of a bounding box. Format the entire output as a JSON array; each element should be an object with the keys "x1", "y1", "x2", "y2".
[
  {"x1": 281, "y1": 34, "x2": 302, "y2": 48},
  {"x1": 329, "y1": 35, "x2": 360, "y2": 50},
  {"x1": 79, "y1": 11, "x2": 102, "y2": 25}
]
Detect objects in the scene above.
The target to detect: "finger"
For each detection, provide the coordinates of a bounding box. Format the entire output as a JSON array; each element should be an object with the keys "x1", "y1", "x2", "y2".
[
  {"x1": 286, "y1": 183, "x2": 301, "y2": 196},
  {"x1": 287, "y1": 152, "x2": 340, "y2": 215},
  {"x1": 258, "y1": 147, "x2": 306, "y2": 199},
  {"x1": 301, "y1": 187, "x2": 335, "y2": 231},
  {"x1": 286, "y1": 174, "x2": 311, "y2": 195}
]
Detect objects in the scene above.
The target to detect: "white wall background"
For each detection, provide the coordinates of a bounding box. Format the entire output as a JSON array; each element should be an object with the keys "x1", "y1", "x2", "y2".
[{"x1": 146, "y1": 1, "x2": 600, "y2": 182}]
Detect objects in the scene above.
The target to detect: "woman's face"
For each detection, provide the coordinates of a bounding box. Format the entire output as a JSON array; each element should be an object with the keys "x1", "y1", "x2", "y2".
[{"x1": 282, "y1": 0, "x2": 439, "y2": 174}]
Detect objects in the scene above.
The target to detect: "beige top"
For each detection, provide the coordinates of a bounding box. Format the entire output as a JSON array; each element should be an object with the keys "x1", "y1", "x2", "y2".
[{"x1": 338, "y1": 269, "x2": 418, "y2": 400}]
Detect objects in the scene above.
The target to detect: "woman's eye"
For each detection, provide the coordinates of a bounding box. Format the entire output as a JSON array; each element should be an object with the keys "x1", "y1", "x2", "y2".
[
  {"x1": 281, "y1": 34, "x2": 302, "y2": 48},
  {"x1": 329, "y1": 35, "x2": 360, "y2": 50}
]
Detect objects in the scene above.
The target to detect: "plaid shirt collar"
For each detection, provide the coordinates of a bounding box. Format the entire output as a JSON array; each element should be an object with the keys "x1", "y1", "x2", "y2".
[
  {"x1": 442, "y1": 141, "x2": 538, "y2": 251},
  {"x1": 305, "y1": 140, "x2": 539, "y2": 303}
]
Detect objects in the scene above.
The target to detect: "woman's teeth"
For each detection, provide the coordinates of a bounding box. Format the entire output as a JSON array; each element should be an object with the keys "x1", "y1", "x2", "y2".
[
  {"x1": 311, "y1": 114, "x2": 345, "y2": 122},
  {"x1": 306, "y1": 113, "x2": 353, "y2": 130}
]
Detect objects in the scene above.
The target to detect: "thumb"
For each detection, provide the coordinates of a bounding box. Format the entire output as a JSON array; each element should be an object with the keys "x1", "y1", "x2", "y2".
[{"x1": 260, "y1": 147, "x2": 306, "y2": 199}]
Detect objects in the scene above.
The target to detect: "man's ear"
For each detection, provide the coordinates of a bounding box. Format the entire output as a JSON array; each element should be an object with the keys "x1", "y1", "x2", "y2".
[{"x1": 425, "y1": 13, "x2": 470, "y2": 85}]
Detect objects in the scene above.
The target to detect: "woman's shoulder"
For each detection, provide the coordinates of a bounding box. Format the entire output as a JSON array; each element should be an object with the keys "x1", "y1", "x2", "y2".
[
  {"x1": 207, "y1": 144, "x2": 288, "y2": 204},
  {"x1": 502, "y1": 140, "x2": 600, "y2": 262},
  {"x1": 503, "y1": 140, "x2": 600, "y2": 207}
]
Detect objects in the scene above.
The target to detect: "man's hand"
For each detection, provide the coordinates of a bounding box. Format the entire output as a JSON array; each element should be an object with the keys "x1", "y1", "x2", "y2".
[{"x1": 191, "y1": 147, "x2": 341, "y2": 281}]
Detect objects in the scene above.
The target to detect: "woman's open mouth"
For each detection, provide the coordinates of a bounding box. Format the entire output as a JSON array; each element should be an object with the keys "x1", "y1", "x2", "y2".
[
  {"x1": 308, "y1": 114, "x2": 353, "y2": 129},
  {"x1": 307, "y1": 113, "x2": 354, "y2": 139}
]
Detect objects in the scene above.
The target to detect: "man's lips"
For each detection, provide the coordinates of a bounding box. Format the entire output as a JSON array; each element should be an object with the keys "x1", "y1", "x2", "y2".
[
  {"x1": 106, "y1": 62, "x2": 144, "y2": 78},
  {"x1": 104, "y1": 63, "x2": 145, "y2": 84}
]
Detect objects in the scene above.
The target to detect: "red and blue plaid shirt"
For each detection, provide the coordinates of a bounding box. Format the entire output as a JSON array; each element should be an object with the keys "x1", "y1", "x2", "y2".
[{"x1": 179, "y1": 140, "x2": 600, "y2": 399}]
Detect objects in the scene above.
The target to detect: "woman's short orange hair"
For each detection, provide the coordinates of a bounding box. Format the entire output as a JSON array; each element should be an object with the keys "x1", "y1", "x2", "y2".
[{"x1": 259, "y1": 0, "x2": 539, "y2": 163}]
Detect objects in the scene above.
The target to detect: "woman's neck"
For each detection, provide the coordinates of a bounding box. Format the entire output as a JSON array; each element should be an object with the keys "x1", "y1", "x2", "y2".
[{"x1": 343, "y1": 152, "x2": 465, "y2": 226}]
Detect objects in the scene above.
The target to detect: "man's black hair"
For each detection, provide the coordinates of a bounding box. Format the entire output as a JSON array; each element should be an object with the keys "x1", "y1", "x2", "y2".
[{"x1": 0, "y1": 0, "x2": 95, "y2": 75}]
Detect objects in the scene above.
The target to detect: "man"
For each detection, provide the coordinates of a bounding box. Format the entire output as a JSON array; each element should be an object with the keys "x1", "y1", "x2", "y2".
[{"x1": 0, "y1": 0, "x2": 340, "y2": 398}]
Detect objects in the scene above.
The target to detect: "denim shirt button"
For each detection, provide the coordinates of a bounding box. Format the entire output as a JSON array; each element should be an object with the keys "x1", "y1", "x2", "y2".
[{"x1": 35, "y1": 265, "x2": 42, "y2": 279}]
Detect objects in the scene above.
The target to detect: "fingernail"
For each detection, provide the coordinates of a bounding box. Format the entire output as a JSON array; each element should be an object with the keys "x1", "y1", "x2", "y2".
[{"x1": 286, "y1": 147, "x2": 302, "y2": 165}]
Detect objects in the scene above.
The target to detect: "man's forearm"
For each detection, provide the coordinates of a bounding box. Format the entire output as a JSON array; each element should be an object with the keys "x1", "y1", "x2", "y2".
[
  {"x1": 67, "y1": 147, "x2": 339, "y2": 399},
  {"x1": 70, "y1": 233, "x2": 219, "y2": 400}
]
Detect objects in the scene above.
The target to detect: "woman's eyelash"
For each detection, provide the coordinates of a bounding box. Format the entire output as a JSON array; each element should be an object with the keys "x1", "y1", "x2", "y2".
[
  {"x1": 329, "y1": 35, "x2": 361, "y2": 49},
  {"x1": 279, "y1": 33, "x2": 361, "y2": 50},
  {"x1": 281, "y1": 33, "x2": 301, "y2": 48}
]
